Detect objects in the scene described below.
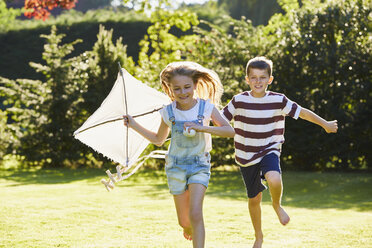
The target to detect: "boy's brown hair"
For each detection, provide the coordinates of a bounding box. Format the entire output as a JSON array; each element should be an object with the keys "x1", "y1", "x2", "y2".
[{"x1": 246, "y1": 56, "x2": 273, "y2": 77}]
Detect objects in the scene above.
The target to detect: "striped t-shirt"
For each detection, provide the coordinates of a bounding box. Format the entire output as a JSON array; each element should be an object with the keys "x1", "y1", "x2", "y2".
[{"x1": 222, "y1": 91, "x2": 302, "y2": 167}]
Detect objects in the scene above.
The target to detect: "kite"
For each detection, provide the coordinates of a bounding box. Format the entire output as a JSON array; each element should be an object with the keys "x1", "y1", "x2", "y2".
[{"x1": 74, "y1": 65, "x2": 170, "y2": 191}]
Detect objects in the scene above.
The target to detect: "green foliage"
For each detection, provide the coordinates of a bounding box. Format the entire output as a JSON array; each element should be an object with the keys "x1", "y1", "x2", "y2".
[
  {"x1": 217, "y1": 0, "x2": 282, "y2": 25},
  {"x1": 188, "y1": 0, "x2": 371, "y2": 170},
  {"x1": 183, "y1": 0, "x2": 229, "y2": 23},
  {"x1": 1, "y1": 24, "x2": 136, "y2": 167},
  {"x1": 75, "y1": 0, "x2": 112, "y2": 11},
  {"x1": 130, "y1": 8, "x2": 201, "y2": 167},
  {"x1": 120, "y1": 0, "x2": 172, "y2": 11},
  {"x1": 135, "y1": 8, "x2": 199, "y2": 89},
  {"x1": 0, "y1": 8, "x2": 149, "y2": 81},
  {"x1": 11, "y1": 26, "x2": 88, "y2": 166},
  {"x1": 0, "y1": 76, "x2": 47, "y2": 160},
  {"x1": 277, "y1": 0, "x2": 300, "y2": 12},
  {"x1": 268, "y1": 0, "x2": 371, "y2": 170},
  {"x1": 1, "y1": 0, "x2": 370, "y2": 170},
  {"x1": 0, "y1": 109, "x2": 10, "y2": 159},
  {"x1": 187, "y1": 16, "x2": 261, "y2": 166},
  {"x1": 1, "y1": 8, "x2": 148, "y2": 34},
  {"x1": 0, "y1": 0, "x2": 22, "y2": 32},
  {"x1": 191, "y1": 16, "x2": 258, "y2": 101},
  {"x1": 0, "y1": 6, "x2": 198, "y2": 168},
  {"x1": 81, "y1": 24, "x2": 135, "y2": 115}
]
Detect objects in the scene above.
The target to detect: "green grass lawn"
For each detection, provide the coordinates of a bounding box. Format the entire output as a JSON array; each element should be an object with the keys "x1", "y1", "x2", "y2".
[{"x1": 0, "y1": 166, "x2": 371, "y2": 248}]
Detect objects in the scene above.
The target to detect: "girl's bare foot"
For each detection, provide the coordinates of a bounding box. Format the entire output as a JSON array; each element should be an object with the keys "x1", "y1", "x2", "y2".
[
  {"x1": 252, "y1": 239, "x2": 263, "y2": 248},
  {"x1": 183, "y1": 227, "x2": 192, "y2": 241},
  {"x1": 252, "y1": 232, "x2": 263, "y2": 248},
  {"x1": 274, "y1": 205, "x2": 290, "y2": 225}
]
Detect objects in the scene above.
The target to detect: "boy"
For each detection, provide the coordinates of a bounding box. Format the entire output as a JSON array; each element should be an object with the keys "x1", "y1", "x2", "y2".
[{"x1": 222, "y1": 56, "x2": 338, "y2": 248}]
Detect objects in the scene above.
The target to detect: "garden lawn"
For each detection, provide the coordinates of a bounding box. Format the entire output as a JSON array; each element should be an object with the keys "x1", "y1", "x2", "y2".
[{"x1": 0, "y1": 167, "x2": 371, "y2": 248}]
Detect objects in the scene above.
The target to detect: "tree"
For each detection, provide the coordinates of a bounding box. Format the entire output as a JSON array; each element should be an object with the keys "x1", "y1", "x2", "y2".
[
  {"x1": 23, "y1": 0, "x2": 172, "y2": 20},
  {"x1": 24, "y1": 0, "x2": 78, "y2": 20},
  {"x1": 81, "y1": 24, "x2": 135, "y2": 118},
  {"x1": 0, "y1": 24, "x2": 136, "y2": 167},
  {"x1": 134, "y1": 8, "x2": 199, "y2": 89},
  {"x1": 0, "y1": 0, "x2": 22, "y2": 31},
  {"x1": 217, "y1": 0, "x2": 282, "y2": 25},
  {"x1": 268, "y1": 0, "x2": 371, "y2": 170},
  {"x1": 13, "y1": 26, "x2": 86, "y2": 166},
  {"x1": 189, "y1": 0, "x2": 371, "y2": 170},
  {"x1": 188, "y1": 16, "x2": 259, "y2": 167}
]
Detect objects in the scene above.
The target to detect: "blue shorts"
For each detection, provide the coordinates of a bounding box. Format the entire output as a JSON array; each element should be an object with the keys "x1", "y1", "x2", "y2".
[
  {"x1": 165, "y1": 153, "x2": 211, "y2": 195},
  {"x1": 239, "y1": 153, "x2": 281, "y2": 198}
]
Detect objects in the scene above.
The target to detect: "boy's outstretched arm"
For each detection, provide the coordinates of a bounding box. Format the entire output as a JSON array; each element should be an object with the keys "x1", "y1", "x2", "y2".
[{"x1": 299, "y1": 108, "x2": 338, "y2": 133}]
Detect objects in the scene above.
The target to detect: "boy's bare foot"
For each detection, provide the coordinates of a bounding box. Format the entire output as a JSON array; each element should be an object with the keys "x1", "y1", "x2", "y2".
[
  {"x1": 274, "y1": 205, "x2": 290, "y2": 225},
  {"x1": 183, "y1": 227, "x2": 192, "y2": 241}
]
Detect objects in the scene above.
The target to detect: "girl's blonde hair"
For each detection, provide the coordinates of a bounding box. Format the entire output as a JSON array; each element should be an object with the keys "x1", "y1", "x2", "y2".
[{"x1": 160, "y1": 61, "x2": 223, "y2": 107}]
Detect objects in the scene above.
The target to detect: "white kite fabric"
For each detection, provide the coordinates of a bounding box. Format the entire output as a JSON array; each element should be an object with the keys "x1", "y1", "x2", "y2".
[{"x1": 74, "y1": 68, "x2": 170, "y2": 167}]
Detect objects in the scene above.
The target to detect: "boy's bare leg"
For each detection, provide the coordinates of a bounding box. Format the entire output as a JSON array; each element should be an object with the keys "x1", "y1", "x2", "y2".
[
  {"x1": 188, "y1": 183, "x2": 207, "y2": 248},
  {"x1": 173, "y1": 190, "x2": 193, "y2": 241},
  {"x1": 248, "y1": 192, "x2": 263, "y2": 248},
  {"x1": 264, "y1": 171, "x2": 290, "y2": 225}
]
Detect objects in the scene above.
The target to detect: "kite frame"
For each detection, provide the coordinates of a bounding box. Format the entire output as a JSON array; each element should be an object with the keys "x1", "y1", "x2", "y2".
[
  {"x1": 73, "y1": 108, "x2": 163, "y2": 136},
  {"x1": 74, "y1": 63, "x2": 168, "y2": 191},
  {"x1": 118, "y1": 62, "x2": 130, "y2": 166}
]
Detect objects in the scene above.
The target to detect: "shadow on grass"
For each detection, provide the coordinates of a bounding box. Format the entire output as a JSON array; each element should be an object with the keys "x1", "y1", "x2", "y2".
[
  {"x1": 0, "y1": 166, "x2": 170, "y2": 191},
  {"x1": 0, "y1": 167, "x2": 104, "y2": 185},
  {"x1": 281, "y1": 171, "x2": 372, "y2": 211},
  {"x1": 205, "y1": 170, "x2": 372, "y2": 212},
  {"x1": 1, "y1": 167, "x2": 371, "y2": 211}
]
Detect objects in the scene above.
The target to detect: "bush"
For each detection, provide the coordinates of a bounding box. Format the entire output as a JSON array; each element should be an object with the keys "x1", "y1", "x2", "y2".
[
  {"x1": 268, "y1": 0, "x2": 371, "y2": 170},
  {"x1": 1, "y1": 1, "x2": 370, "y2": 170},
  {"x1": 1, "y1": 25, "x2": 135, "y2": 167},
  {"x1": 188, "y1": 0, "x2": 371, "y2": 170},
  {"x1": 0, "y1": 8, "x2": 149, "y2": 80}
]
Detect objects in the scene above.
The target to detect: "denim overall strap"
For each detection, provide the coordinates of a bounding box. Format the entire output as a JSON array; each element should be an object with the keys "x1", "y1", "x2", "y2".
[
  {"x1": 197, "y1": 99, "x2": 206, "y2": 124},
  {"x1": 166, "y1": 103, "x2": 175, "y2": 125}
]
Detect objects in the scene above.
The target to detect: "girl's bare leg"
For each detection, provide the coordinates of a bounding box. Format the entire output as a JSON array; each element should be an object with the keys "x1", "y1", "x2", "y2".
[
  {"x1": 249, "y1": 192, "x2": 263, "y2": 248},
  {"x1": 188, "y1": 183, "x2": 207, "y2": 248},
  {"x1": 264, "y1": 171, "x2": 290, "y2": 225},
  {"x1": 173, "y1": 190, "x2": 192, "y2": 240}
]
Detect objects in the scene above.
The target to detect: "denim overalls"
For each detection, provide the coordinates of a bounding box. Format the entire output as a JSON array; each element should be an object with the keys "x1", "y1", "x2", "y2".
[{"x1": 165, "y1": 99, "x2": 211, "y2": 195}]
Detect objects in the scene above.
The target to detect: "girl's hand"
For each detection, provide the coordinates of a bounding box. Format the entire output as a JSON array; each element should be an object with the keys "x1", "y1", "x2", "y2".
[
  {"x1": 123, "y1": 115, "x2": 136, "y2": 128},
  {"x1": 324, "y1": 120, "x2": 338, "y2": 133},
  {"x1": 184, "y1": 122, "x2": 204, "y2": 132}
]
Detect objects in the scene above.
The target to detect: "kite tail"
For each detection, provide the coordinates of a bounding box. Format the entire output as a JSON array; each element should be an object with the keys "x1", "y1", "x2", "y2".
[{"x1": 101, "y1": 150, "x2": 167, "y2": 191}]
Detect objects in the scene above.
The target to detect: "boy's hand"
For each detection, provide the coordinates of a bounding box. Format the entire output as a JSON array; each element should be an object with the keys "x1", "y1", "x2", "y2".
[{"x1": 324, "y1": 120, "x2": 338, "y2": 133}]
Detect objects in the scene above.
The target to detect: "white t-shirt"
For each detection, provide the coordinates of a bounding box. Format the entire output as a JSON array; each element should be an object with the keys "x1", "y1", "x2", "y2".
[{"x1": 159, "y1": 98, "x2": 214, "y2": 152}]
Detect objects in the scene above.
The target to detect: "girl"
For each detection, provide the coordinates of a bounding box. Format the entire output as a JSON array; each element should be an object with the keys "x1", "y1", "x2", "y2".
[{"x1": 124, "y1": 61, "x2": 234, "y2": 248}]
